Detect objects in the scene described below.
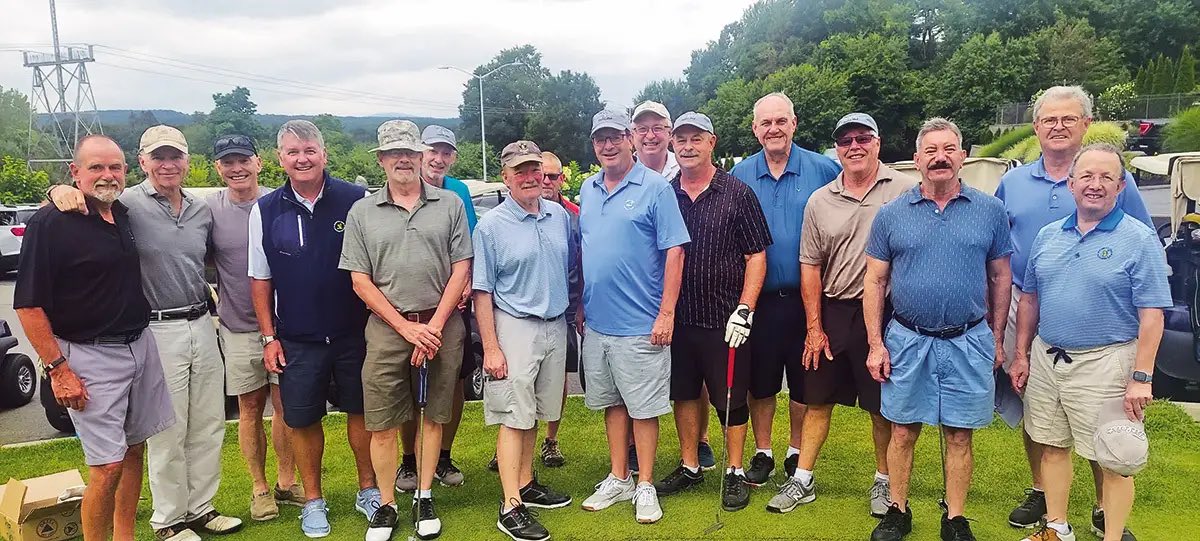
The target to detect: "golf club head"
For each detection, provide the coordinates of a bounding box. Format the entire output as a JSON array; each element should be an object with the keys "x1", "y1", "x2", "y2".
[{"x1": 703, "y1": 516, "x2": 725, "y2": 535}]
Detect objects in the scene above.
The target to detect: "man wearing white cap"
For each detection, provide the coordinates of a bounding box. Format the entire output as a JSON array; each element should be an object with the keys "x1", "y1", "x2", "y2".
[
  {"x1": 1010, "y1": 143, "x2": 1169, "y2": 541},
  {"x1": 632, "y1": 100, "x2": 681, "y2": 181}
]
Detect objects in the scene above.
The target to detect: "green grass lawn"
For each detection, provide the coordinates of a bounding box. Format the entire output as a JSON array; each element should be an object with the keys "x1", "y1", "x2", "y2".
[{"x1": 2, "y1": 397, "x2": 1198, "y2": 540}]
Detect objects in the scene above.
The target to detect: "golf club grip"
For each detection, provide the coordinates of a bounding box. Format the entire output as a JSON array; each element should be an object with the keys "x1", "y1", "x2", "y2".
[
  {"x1": 726, "y1": 347, "x2": 736, "y2": 388},
  {"x1": 417, "y1": 364, "x2": 429, "y2": 407}
]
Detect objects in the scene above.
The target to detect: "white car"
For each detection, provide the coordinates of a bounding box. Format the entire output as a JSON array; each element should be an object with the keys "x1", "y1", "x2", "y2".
[{"x1": 0, "y1": 205, "x2": 39, "y2": 274}]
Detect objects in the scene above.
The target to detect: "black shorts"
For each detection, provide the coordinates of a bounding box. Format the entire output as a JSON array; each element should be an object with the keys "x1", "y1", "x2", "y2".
[
  {"x1": 459, "y1": 305, "x2": 476, "y2": 379},
  {"x1": 278, "y1": 333, "x2": 366, "y2": 429},
  {"x1": 801, "y1": 297, "x2": 882, "y2": 414},
  {"x1": 748, "y1": 290, "x2": 807, "y2": 402},
  {"x1": 565, "y1": 325, "x2": 580, "y2": 373},
  {"x1": 669, "y1": 325, "x2": 749, "y2": 411}
]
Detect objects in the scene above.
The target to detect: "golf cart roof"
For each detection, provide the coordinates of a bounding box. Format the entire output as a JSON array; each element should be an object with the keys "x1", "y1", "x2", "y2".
[
  {"x1": 461, "y1": 179, "x2": 507, "y2": 197},
  {"x1": 1132, "y1": 152, "x2": 1200, "y2": 177},
  {"x1": 887, "y1": 157, "x2": 1019, "y2": 196}
]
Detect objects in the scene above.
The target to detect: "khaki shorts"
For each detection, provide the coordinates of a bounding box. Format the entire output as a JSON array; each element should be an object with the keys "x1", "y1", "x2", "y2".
[
  {"x1": 483, "y1": 310, "x2": 567, "y2": 430},
  {"x1": 220, "y1": 325, "x2": 277, "y2": 396},
  {"x1": 362, "y1": 313, "x2": 464, "y2": 431},
  {"x1": 581, "y1": 326, "x2": 672, "y2": 420},
  {"x1": 1023, "y1": 336, "x2": 1136, "y2": 460}
]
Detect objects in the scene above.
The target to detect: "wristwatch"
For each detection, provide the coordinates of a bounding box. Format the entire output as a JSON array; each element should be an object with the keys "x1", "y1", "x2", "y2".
[
  {"x1": 1132, "y1": 370, "x2": 1153, "y2": 383},
  {"x1": 259, "y1": 335, "x2": 277, "y2": 346},
  {"x1": 44, "y1": 355, "x2": 67, "y2": 373}
]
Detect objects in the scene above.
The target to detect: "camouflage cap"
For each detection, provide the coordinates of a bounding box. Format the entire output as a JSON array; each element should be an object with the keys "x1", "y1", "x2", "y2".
[
  {"x1": 500, "y1": 140, "x2": 543, "y2": 168},
  {"x1": 370, "y1": 120, "x2": 430, "y2": 153}
]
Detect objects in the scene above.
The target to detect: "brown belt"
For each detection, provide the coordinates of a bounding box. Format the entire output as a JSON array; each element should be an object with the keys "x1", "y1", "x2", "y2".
[{"x1": 403, "y1": 308, "x2": 437, "y2": 324}]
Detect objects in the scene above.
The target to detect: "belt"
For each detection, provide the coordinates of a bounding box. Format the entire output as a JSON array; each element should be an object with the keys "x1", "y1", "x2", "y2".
[
  {"x1": 765, "y1": 288, "x2": 800, "y2": 298},
  {"x1": 89, "y1": 330, "x2": 144, "y2": 345},
  {"x1": 403, "y1": 308, "x2": 437, "y2": 324},
  {"x1": 515, "y1": 313, "x2": 562, "y2": 322},
  {"x1": 893, "y1": 314, "x2": 984, "y2": 340},
  {"x1": 151, "y1": 304, "x2": 207, "y2": 322}
]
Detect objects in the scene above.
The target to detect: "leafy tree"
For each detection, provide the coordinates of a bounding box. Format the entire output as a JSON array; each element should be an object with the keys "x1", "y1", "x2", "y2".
[
  {"x1": 311, "y1": 114, "x2": 354, "y2": 155},
  {"x1": 1031, "y1": 16, "x2": 1128, "y2": 96},
  {"x1": 205, "y1": 87, "x2": 265, "y2": 148},
  {"x1": 0, "y1": 86, "x2": 32, "y2": 159},
  {"x1": 761, "y1": 64, "x2": 855, "y2": 151},
  {"x1": 456, "y1": 45, "x2": 550, "y2": 152},
  {"x1": 1097, "y1": 82, "x2": 1138, "y2": 120},
  {"x1": 446, "y1": 140, "x2": 500, "y2": 181},
  {"x1": 927, "y1": 32, "x2": 1039, "y2": 145},
  {"x1": 525, "y1": 70, "x2": 603, "y2": 166},
  {"x1": 701, "y1": 77, "x2": 763, "y2": 158},
  {"x1": 0, "y1": 155, "x2": 51, "y2": 204},
  {"x1": 633, "y1": 79, "x2": 700, "y2": 119},
  {"x1": 1134, "y1": 66, "x2": 1149, "y2": 94},
  {"x1": 1176, "y1": 45, "x2": 1197, "y2": 93},
  {"x1": 1153, "y1": 54, "x2": 1178, "y2": 94}
]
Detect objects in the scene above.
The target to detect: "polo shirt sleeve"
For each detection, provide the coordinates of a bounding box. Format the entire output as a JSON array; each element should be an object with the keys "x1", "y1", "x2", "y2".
[
  {"x1": 448, "y1": 200, "x2": 474, "y2": 264},
  {"x1": 337, "y1": 205, "x2": 372, "y2": 275},
  {"x1": 247, "y1": 203, "x2": 271, "y2": 279},
  {"x1": 1022, "y1": 229, "x2": 1047, "y2": 294},
  {"x1": 471, "y1": 224, "x2": 496, "y2": 293},
  {"x1": 12, "y1": 212, "x2": 56, "y2": 310},
  {"x1": 864, "y1": 207, "x2": 893, "y2": 261},
  {"x1": 799, "y1": 200, "x2": 824, "y2": 265},
  {"x1": 1128, "y1": 233, "x2": 1173, "y2": 308},
  {"x1": 987, "y1": 203, "x2": 1014, "y2": 260},
  {"x1": 735, "y1": 188, "x2": 772, "y2": 256},
  {"x1": 1118, "y1": 177, "x2": 1155, "y2": 230},
  {"x1": 651, "y1": 183, "x2": 691, "y2": 250}
]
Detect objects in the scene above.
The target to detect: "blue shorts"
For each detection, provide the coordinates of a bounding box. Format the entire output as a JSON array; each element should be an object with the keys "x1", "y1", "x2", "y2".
[
  {"x1": 881, "y1": 319, "x2": 996, "y2": 429},
  {"x1": 278, "y1": 333, "x2": 367, "y2": 429}
]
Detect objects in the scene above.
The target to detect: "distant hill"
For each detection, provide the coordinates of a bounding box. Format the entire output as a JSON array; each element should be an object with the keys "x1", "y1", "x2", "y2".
[{"x1": 44, "y1": 110, "x2": 461, "y2": 133}]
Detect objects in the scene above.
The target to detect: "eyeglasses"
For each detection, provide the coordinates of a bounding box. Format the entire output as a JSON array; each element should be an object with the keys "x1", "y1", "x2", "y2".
[
  {"x1": 544, "y1": 173, "x2": 563, "y2": 181},
  {"x1": 1037, "y1": 115, "x2": 1081, "y2": 129},
  {"x1": 835, "y1": 134, "x2": 876, "y2": 147},
  {"x1": 591, "y1": 133, "x2": 628, "y2": 146},
  {"x1": 633, "y1": 125, "x2": 671, "y2": 136}
]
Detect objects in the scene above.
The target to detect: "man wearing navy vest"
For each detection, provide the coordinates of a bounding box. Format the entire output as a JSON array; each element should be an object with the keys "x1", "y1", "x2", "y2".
[{"x1": 249, "y1": 120, "x2": 379, "y2": 538}]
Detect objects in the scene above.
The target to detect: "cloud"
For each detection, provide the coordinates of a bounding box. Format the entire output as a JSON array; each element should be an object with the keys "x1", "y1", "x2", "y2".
[{"x1": 0, "y1": 0, "x2": 754, "y2": 117}]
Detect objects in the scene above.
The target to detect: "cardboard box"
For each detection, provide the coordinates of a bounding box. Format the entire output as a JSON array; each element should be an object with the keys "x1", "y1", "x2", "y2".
[{"x1": 0, "y1": 471, "x2": 84, "y2": 541}]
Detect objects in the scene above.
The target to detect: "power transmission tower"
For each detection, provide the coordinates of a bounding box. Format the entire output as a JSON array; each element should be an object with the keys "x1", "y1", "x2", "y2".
[{"x1": 22, "y1": 0, "x2": 102, "y2": 166}]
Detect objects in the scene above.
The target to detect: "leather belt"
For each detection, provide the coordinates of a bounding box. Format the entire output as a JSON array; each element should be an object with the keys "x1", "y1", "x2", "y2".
[
  {"x1": 516, "y1": 313, "x2": 563, "y2": 322},
  {"x1": 403, "y1": 308, "x2": 437, "y2": 324},
  {"x1": 151, "y1": 304, "x2": 207, "y2": 322},
  {"x1": 91, "y1": 330, "x2": 143, "y2": 345},
  {"x1": 894, "y1": 314, "x2": 984, "y2": 340},
  {"x1": 766, "y1": 288, "x2": 800, "y2": 298}
]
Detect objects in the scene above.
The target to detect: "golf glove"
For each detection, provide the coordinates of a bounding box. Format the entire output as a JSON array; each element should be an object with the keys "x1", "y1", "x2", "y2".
[{"x1": 724, "y1": 304, "x2": 754, "y2": 348}]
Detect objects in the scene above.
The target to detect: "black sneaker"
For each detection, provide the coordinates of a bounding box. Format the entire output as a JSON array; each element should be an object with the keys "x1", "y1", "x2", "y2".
[
  {"x1": 497, "y1": 500, "x2": 549, "y2": 541},
  {"x1": 653, "y1": 464, "x2": 703, "y2": 496},
  {"x1": 783, "y1": 453, "x2": 799, "y2": 478},
  {"x1": 871, "y1": 504, "x2": 913, "y2": 541},
  {"x1": 488, "y1": 453, "x2": 499, "y2": 472},
  {"x1": 520, "y1": 477, "x2": 572, "y2": 509},
  {"x1": 941, "y1": 513, "x2": 976, "y2": 541},
  {"x1": 721, "y1": 471, "x2": 750, "y2": 511},
  {"x1": 365, "y1": 503, "x2": 398, "y2": 541},
  {"x1": 435, "y1": 457, "x2": 464, "y2": 486},
  {"x1": 1091, "y1": 506, "x2": 1136, "y2": 540},
  {"x1": 1009, "y1": 488, "x2": 1047, "y2": 528},
  {"x1": 411, "y1": 498, "x2": 441, "y2": 540},
  {"x1": 744, "y1": 452, "x2": 775, "y2": 486}
]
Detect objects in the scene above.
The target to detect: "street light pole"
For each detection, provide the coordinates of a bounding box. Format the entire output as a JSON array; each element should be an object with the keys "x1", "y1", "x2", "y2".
[{"x1": 440, "y1": 61, "x2": 524, "y2": 181}]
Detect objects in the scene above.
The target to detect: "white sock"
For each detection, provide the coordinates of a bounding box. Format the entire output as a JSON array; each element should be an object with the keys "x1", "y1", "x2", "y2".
[
  {"x1": 415, "y1": 489, "x2": 432, "y2": 499},
  {"x1": 875, "y1": 471, "x2": 890, "y2": 482},
  {"x1": 793, "y1": 468, "x2": 814, "y2": 484},
  {"x1": 728, "y1": 467, "x2": 745, "y2": 476},
  {"x1": 683, "y1": 464, "x2": 700, "y2": 474},
  {"x1": 501, "y1": 504, "x2": 514, "y2": 514},
  {"x1": 755, "y1": 448, "x2": 773, "y2": 458},
  {"x1": 1046, "y1": 521, "x2": 1071, "y2": 535},
  {"x1": 786, "y1": 446, "x2": 800, "y2": 459}
]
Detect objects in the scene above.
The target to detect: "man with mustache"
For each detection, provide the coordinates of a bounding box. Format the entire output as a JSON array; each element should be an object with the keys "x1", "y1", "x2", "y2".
[
  {"x1": 49, "y1": 125, "x2": 242, "y2": 541},
  {"x1": 578, "y1": 108, "x2": 690, "y2": 524},
  {"x1": 16, "y1": 135, "x2": 174, "y2": 541},
  {"x1": 653, "y1": 112, "x2": 771, "y2": 512},
  {"x1": 204, "y1": 134, "x2": 303, "y2": 521},
  {"x1": 866, "y1": 118, "x2": 1012, "y2": 541},
  {"x1": 340, "y1": 120, "x2": 472, "y2": 541},
  {"x1": 729, "y1": 92, "x2": 842, "y2": 487},
  {"x1": 394, "y1": 125, "x2": 477, "y2": 494},
  {"x1": 474, "y1": 140, "x2": 574, "y2": 541},
  {"x1": 769, "y1": 113, "x2": 917, "y2": 515},
  {"x1": 995, "y1": 86, "x2": 1152, "y2": 540}
]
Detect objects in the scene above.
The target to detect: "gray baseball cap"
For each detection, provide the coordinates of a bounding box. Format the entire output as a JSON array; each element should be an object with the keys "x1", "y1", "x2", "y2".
[
  {"x1": 672, "y1": 112, "x2": 714, "y2": 135},
  {"x1": 832, "y1": 112, "x2": 879, "y2": 138},
  {"x1": 591, "y1": 108, "x2": 631, "y2": 135},
  {"x1": 370, "y1": 120, "x2": 430, "y2": 153},
  {"x1": 632, "y1": 100, "x2": 671, "y2": 124},
  {"x1": 422, "y1": 125, "x2": 457, "y2": 150},
  {"x1": 1093, "y1": 398, "x2": 1149, "y2": 477}
]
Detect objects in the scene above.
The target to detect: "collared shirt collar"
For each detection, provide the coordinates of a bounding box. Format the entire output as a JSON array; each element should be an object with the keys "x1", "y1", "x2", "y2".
[
  {"x1": 828, "y1": 161, "x2": 893, "y2": 195},
  {"x1": 500, "y1": 195, "x2": 550, "y2": 221},
  {"x1": 905, "y1": 181, "x2": 973, "y2": 204},
  {"x1": 84, "y1": 197, "x2": 128, "y2": 219},
  {"x1": 593, "y1": 160, "x2": 648, "y2": 189},
  {"x1": 136, "y1": 179, "x2": 193, "y2": 203},
  {"x1": 756, "y1": 143, "x2": 804, "y2": 180},
  {"x1": 671, "y1": 166, "x2": 729, "y2": 194},
  {"x1": 1062, "y1": 207, "x2": 1125, "y2": 232},
  {"x1": 283, "y1": 169, "x2": 332, "y2": 207}
]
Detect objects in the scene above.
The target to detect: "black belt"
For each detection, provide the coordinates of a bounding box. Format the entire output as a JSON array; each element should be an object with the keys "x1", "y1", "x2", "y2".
[
  {"x1": 894, "y1": 314, "x2": 984, "y2": 340},
  {"x1": 91, "y1": 330, "x2": 143, "y2": 345},
  {"x1": 765, "y1": 288, "x2": 800, "y2": 298},
  {"x1": 516, "y1": 313, "x2": 562, "y2": 322},
  {"x1": 151, "y1": 305, "x2": 207, "y2": 322}
]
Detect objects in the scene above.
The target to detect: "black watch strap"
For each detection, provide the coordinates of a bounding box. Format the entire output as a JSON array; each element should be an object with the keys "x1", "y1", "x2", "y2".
[{"x1": 45, "y1": 355, "x2": 67, "y2": 372}]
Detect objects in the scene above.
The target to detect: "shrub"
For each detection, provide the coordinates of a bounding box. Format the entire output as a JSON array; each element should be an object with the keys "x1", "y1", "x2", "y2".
[
  {"x1": 1164, "y1": 106, "x2": 1200, "y2": 152},
  {"x1": 1097, "y1": 82, "x2": 1137, "y2": 120},
  {"x1": 1001, "y1": 135, "x2": 1040, "y2": 163},
  {"x1": 978, "y1": 124, "x2": 1035, "y2": 157},
  {"x1": 998, "y1": 122, "x2": 1128, "y2": 164}
]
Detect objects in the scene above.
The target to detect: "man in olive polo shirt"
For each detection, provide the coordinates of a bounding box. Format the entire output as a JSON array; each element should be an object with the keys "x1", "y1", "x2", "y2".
[{"x1": 340, "y1": 120, "x2": 473, "y2": 541}]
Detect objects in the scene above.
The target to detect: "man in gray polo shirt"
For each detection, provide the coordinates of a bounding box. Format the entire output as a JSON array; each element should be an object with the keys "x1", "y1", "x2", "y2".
[
  {"x1": 340, "y1": 120, "x2": 473, "y2": 541},
  {"x1": 48, "y1": 125, "x2": 241, "y2": 540}
]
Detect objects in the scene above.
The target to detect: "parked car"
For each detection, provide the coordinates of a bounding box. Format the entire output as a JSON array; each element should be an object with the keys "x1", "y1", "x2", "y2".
[
  {"x1": 0, "y1": 319, "x2": 35, "y2": 409},
  {"x1": 1128, "y1": 120, "x2": 1168, "y2": 155},
  {"x1": 0, "y1": 205, "x2": 39, "y2": 274}
]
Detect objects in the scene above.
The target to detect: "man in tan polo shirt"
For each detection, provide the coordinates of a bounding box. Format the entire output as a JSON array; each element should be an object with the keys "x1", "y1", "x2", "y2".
[{"x1": 766, "y1": 113, "x2": 918, "y2": 516}]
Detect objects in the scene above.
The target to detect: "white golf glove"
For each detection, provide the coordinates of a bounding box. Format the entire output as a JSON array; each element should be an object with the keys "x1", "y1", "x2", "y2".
[{"x1": 724, "y1": 304, "x2": 754, "y2": 348}]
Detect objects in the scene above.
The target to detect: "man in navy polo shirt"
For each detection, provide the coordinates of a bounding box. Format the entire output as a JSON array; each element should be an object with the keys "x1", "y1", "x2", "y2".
[
  {"x1": 730, "y1": 92, "x2": 841, "y2": 486},
  {"x1": 249, "y1": 120, "x2": 379, "y2": 538},
  {"x1": 995, "y1": 86, "x2": 1153, "y2": 535}
]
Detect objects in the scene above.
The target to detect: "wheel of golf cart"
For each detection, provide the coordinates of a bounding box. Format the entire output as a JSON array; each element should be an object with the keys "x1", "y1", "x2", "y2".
[
  {"x1": 466, "y1": 348, "x2": 485, "y2": 401},
  {"x1": 39, "y1": 374, "x2": 76, "y2": 434},
  {"x1": 0, "y1": 353, "x2": 36, "y2": 408}
]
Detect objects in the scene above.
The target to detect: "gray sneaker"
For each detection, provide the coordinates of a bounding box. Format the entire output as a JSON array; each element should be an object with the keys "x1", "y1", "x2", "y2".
[
  {"x1": 581, "y1": 474, "x2": 635, "y2": 511},
  {"x1": 766, "y1": 476, "x2": 816, "y2": 513},
  {"x1": 395, "y1": 462, "x2": 417, "y2": 493},
  {"x1": 633, "y1": 482, "x2": 662, "y2": 524},
  {"x1": 869, "y1": 477, "x2": 891, "y2": 517}
]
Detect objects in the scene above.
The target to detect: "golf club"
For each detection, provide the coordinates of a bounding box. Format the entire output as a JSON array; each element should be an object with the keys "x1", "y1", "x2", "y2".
[
  {"x1": 703, "y1": 346, "x2": 738, "y2": 536},
  {"x1": 938, "y1": 424, "x2": 948, "y2": 514},
  {"x1": 413, "y1": 362, "x2": 430, "y2": 537}
]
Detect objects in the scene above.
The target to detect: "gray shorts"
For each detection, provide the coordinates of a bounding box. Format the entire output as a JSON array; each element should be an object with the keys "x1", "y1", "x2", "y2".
[
  {"x1": 57, "y1": 331, "x2": 176, "y2": 466},
  {"x1": 483, "y1": 310, "x2": 567, "y2": 429},
  {"x1": 219, "y1": 324, "x2": 277, "y2": 396},
  {"x1": 581, "y1": 325, "x2": 671, "y2": 420}
]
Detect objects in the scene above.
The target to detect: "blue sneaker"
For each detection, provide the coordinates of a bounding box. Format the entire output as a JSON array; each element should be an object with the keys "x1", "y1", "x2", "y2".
[
  {"x1": 355, "y1": 487, "x2": 382, "y2": 520},
  {"x1": 300, "y1": 499, "x2": 330, "y2": 538},
  {"x1": 698, "y1": 441, "x2": 716, "y2": 471}
]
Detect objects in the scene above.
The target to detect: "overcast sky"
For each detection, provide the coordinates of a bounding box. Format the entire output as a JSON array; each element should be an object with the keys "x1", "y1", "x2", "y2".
[{"x1": 0, "y1": 0, "x2": 757, "y2": 118}]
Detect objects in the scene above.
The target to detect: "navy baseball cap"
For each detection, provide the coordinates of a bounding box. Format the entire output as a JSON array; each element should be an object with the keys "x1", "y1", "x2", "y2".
[{"x1": 213, "y1": 134, "x2": 257, "y2": 159}]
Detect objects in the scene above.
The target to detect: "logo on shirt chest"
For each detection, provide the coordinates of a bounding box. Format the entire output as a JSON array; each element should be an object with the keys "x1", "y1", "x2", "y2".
[
  {"x1": 334, "y1": 220, "x2": 345, "y2": 233},
  {"x1": 624, "y1": 199, "x2": 636, "y2": 210},
  {"x1": 1097, "y1": 247, "x2": 1113, "y2": 259}
]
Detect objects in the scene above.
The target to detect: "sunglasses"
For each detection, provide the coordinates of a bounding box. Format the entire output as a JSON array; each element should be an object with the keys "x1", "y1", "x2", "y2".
[
  {"x1": 834, "y1": 134, "x2": 876, "y2": 147},
  {"x1": 213, "y1": 134, "x2": 256, "y2": 154},
  {"x1": 544, "y1": 173, "x2": 563, "y2": 181}
]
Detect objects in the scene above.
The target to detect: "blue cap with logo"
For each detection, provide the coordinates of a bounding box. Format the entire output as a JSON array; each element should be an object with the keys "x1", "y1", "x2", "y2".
[
  {"x1": 672, "y1": 112, "x2": 714, "y2": 135},
  {"x1": 832, "y1": 112, "x2": 879, "y2": 138}
]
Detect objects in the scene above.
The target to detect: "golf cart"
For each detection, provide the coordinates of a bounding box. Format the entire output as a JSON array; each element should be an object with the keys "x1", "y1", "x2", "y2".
[
  {"x1": 888, "y1": 157, "x2": 1019, "y2": 196},
  {"x1": 0, "y1": 319, "x2": 35, "y2": 409},
  {"x1": 1156, "y1": 153, "x2": 1200, "y2": 400}
]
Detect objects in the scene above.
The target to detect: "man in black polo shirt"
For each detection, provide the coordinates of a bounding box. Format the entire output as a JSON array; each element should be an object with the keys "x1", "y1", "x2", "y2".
[
  {"x1": 15, "y1": 135, "x2": 175, "y2": 541},
  {"x1": 653, "y1": 112, "x2": 772, "y2": 511}
]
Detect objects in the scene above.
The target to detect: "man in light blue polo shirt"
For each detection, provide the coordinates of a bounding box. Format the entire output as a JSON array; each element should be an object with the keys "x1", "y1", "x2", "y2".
[
  {"x1": 995, "y1": 86, "x2": 1154, "y2": 533},
  {"x1": 730, "y1": 91, "x2": 841, "y2": 486},
  {"x1": 1009, "y1": 144, "x2": 1168, "y2": 541},
  {"x1": 865, "y1": 118, "x2": 1012, "y2": 541},
  {"x1": 577, "y1": 108, "x2": 690, "y2": 525}
]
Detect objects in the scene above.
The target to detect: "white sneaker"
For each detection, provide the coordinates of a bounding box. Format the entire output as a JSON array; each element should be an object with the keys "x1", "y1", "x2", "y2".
[
  {"x1": 581, "y1": 473, "x2": 635, "y2": 511},
  {"x1": 633, "y1": 482, "x2": 662, "y2": 524},
  {"x1": 412, "y1": 497, "x2": 441, "y2": 540}
]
